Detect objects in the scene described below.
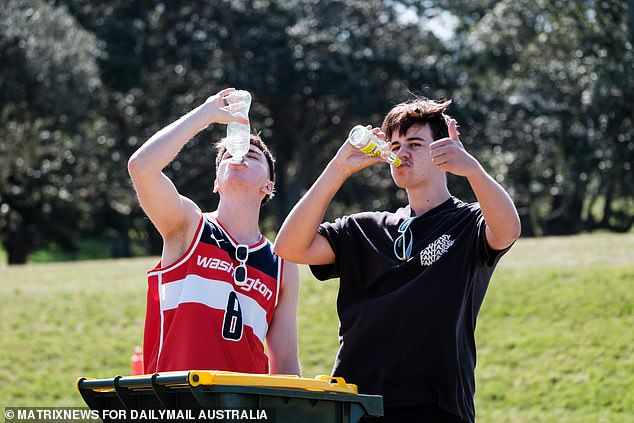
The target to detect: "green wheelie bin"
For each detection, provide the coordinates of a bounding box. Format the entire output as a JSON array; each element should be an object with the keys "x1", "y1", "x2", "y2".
[{"x1": 76, "y1": 370, "x2": 383, "y2": 422}]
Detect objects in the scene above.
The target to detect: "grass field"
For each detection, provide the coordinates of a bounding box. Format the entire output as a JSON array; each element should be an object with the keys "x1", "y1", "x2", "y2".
[{"x1": 0, "y1": 232, "x2": 633, "y2": 422}]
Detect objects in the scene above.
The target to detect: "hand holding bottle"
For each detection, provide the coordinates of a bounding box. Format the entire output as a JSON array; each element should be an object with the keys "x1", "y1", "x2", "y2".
[
  {"x1": 330, "y1": 125, "x2": 393, "y2": 178},
  {"x1": 201, "y1": 88, "x2": 249, "y2": 125},
  {"x1": 348, "y1": 125, "x2": 401, "y2": 167}
]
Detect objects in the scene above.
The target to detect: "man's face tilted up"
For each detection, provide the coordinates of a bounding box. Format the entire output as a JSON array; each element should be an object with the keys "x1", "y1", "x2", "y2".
[{"x1": 215, "y1": 145, "x2": 274, "y2": 200}]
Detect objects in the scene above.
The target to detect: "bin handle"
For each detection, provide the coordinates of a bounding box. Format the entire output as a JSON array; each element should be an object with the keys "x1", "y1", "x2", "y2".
[
  {"x1": 316, "y1": 375, "x2": 347, "y2": 386},
  {"x1": 75, "y1": 377, "x2": 94, "y2": 392}
]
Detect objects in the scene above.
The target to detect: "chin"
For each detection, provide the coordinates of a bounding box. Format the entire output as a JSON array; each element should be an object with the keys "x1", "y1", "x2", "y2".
[
  {"x1": 390, "y1": 169, "x2": 406, "y2": 186},
  {"x1": 395, "y1": 182, "x2": 409, "y2": 189},
  {"x1": 391, "y1": 176, "x2": 409, "y2": 189}
]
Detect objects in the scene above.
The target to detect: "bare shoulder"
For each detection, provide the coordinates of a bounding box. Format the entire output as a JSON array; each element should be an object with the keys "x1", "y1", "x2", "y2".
[{"x1": 160, "y1": 203, "x2": 203, "y2": 266}]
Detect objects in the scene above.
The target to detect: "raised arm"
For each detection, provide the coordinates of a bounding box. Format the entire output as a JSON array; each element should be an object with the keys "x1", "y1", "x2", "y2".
[
  {"x1": 127, "y1": 89, "x2": 248, "y2": 258},
  {"x1": 430, "y1": 120, "x2": 521, "y2": 250},
  {"x1": 266, "y1": 261, "x2": 301, "y2": 375},
  {"x1": 274, "y1": 128, "x2": 385, "y2": 265}
]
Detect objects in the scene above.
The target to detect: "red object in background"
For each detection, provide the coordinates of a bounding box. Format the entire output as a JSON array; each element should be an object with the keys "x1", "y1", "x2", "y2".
[{"x1": 131, "y1": 346, "x2": 144, "y2": 375}]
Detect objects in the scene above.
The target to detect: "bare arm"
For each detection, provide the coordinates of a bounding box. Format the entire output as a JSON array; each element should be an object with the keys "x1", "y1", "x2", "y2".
[
  {"x1": 266, "y1": 261, "x2": 301, "y2": 375},
  {"x1": 127, "y1": 89, "x2": 248, "y2": 260},
  {"x1": 430, "y1": 120, "x2": 521, "y2": 250},
  {"x1": 274, "y1": 128, "x2": 385, "y2": 265},
  {"x1": 466, "y1": 169, "x2": 521, "y2": 250}
]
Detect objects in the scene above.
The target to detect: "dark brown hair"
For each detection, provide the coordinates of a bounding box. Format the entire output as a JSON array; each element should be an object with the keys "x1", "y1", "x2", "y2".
[
  {"x1": 381, "y1": 98, "x2": 453, "y2": 142},
  {"x1": 214, "y1": 133, "x2": 276, "y2": 205}
]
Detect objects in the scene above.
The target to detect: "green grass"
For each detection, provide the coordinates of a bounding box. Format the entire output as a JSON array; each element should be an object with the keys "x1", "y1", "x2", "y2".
[{"x1": 0, "y1": 233, "x2": 633, "y2": 422}]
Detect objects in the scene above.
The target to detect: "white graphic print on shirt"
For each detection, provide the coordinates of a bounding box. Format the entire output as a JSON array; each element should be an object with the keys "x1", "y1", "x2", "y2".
[{"x1": 419, "y1": 234, "x2": 455, "y2": 267}]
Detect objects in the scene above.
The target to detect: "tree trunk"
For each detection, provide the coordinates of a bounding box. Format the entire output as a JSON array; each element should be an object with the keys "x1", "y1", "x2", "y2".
[
  {"x1": 544, "y1": 191, "x2": 584, "y2": 235},
  {"x1": 4, "y1": 227, "x2": 35, "y2": 265},
  {"x1": 146, "y1": 221, "x2": 163, "y2": 256},
  {"x1": 111, "y1": 230, "x2": 131, "y2": 258},
  {"x1": 599, "y1": 181, "x2": 614, "y2": 229}
]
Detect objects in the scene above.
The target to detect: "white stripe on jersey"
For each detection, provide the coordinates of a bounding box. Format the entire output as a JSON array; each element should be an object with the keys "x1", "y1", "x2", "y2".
[
  {"x1": 159, "y1": 275, "x2": 269, "y2": 343},
  {"x1": 275, "y1": 258, "x2": 282, "y2": 307},
  {"x1": 156, "y1": 273, "x2": 165, "y2": 373}
]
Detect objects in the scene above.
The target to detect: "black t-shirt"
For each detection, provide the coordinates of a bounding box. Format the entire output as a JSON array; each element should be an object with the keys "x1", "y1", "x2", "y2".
[{"x1": 310, "y1": 197, "x2": 511, "y2": 423}]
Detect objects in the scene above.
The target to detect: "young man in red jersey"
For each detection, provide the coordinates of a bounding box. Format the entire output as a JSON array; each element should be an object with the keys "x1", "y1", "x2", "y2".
[
  {"x1": 275, "y1": 97, "x2": 520, "y2": 422},
  {"x1": 128, "y1": 88, "x2": 300, "y2": 375}
]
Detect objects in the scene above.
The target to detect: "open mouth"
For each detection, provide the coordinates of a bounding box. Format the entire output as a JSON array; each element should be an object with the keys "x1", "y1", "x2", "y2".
[{"x1": 229, "y1": 161, "x2": 248, "y2": 168}]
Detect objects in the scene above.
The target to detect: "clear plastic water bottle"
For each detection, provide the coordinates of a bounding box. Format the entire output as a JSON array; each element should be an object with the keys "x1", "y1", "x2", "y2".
[
  {"x1": 348, "y1": 125, "x2": 402, "y2": 167},
  {"x1": 225, "y1": 90, "x2": 252, "y2": 163}
]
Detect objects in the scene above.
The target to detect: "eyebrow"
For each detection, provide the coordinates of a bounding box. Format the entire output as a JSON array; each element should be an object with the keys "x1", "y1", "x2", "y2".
[
  {"x1": 391, "y1": 137, "x2": 427, "y2": 144},
  {"x1": 247, "y1": 147, "x2": 264, "y2": 157}
]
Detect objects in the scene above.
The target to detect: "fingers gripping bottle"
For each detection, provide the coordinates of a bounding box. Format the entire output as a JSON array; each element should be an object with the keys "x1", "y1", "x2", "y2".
[
  {"x1": 225, "y1": 90, "x2": 252, "y2": 163},
  {"x1": 348, "y1": 125, "x2": 401, "y2": 167}
]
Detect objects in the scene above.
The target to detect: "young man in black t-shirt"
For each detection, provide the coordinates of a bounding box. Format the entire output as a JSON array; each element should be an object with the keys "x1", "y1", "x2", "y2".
[{"x1": 274, "y1": 98, "x2": 521, "y2": 423}]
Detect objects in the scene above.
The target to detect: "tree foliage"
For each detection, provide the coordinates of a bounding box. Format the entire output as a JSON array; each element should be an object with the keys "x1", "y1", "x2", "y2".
[
  {"x1": 447, "y1": 0, "x2": 634, "y2": 235},
  {"x1": 0, "y1": 0, "x2": 103, "y2": 263},
  {"x1": 0, "y1": 0, "x2": 632, "y2": 263}
]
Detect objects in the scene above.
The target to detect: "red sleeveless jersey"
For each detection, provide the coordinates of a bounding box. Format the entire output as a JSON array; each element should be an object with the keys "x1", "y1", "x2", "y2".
[{"x1": 143, "y1": 215, "x2": 284, "y2": 373}]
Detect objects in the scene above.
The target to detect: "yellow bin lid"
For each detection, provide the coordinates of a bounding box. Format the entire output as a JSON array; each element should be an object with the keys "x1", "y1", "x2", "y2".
[
  {"x1": 77, "y1": 371, "x2": 359, "y2": 395},
  {"x1": 188, "y1": 371, "x2": 358, "y2": 394}
]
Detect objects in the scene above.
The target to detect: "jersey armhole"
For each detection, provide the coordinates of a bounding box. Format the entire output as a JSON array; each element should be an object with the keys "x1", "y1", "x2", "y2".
[{"x1": 147, "y1": 215, "x2": 205, "y2": 275}]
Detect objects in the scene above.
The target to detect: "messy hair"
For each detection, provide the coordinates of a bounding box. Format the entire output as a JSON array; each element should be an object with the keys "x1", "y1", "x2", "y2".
[{"x1": 381, "y1": 98, "x2": 453, "y2": 142}]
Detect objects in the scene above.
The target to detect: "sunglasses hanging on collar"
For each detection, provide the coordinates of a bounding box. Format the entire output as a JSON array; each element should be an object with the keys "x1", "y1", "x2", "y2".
[
  {"x1": 233, "y1": 244, "x2": 249, "y2": 286},
  {"x1": 394, "y1": 217, "x2": 415, "y2": 261}
]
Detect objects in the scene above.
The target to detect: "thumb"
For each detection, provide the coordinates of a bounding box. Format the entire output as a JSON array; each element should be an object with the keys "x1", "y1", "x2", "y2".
[{"x1": 448, "y1": 119, "x2": 459, "y2": 140}]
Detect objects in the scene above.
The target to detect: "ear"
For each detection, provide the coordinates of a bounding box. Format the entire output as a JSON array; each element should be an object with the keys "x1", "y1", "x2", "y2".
[
  {"x1": 261, "y1": 180, "x2": 275, "y2": 196},
  {"x1": 213, "y1": 179, "x2": 220, "y2": 193}
]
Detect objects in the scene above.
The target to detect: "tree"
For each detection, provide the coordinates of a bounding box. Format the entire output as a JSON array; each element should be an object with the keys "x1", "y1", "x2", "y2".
[
  {"x1": 0, "y1": 0, "x2": 103, "y2": 263},
  {"x1": 445, "y1": 0, "x2": 634, "y2": 235}
]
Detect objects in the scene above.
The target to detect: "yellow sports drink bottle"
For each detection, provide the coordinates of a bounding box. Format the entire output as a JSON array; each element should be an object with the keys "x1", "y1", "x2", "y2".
[{"x1": 348, "y1": 125, "x2": 401, "y2": 167}]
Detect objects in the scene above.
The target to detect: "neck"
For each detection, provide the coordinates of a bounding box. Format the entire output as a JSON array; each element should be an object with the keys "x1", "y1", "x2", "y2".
[
  {"x1": 214, "y1": 196, "x2": 263, "y2": 245},
  {"x1": 406, "y1": 184, "x2": 451, "y2": 216}
]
